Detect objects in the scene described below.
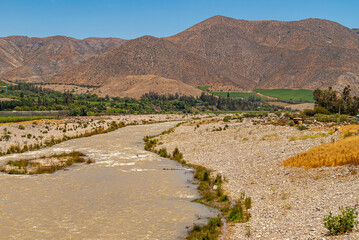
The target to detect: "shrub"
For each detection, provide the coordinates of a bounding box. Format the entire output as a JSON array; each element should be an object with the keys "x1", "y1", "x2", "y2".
[
  {"x1": 18, "y1": 124, "x2": 25, "y2": 130},
  {"x1": 323, "y1": 206, "x2": 358, "y2": 236},
  {"x1": 228, "y1": 202, "x2": 245, "y2": 222},
  {"x1": 302, "y1": 109, "x2": 315, "y2": 116},
  {"x1": 223, "y1": 116, "x2": 232, "y2": 122},
  {"x1": 288, "y1": 120, "x2": 295, "y2": 126},
  {"x1": 158, "y1": 148, "x2": 168, "y2": 158},
  {"x1": 3, "y1": 134, "x2": 11, "y2": 141},
  {"x1": 187, "y1": 215, "x2": 222, "y2": 240},
  {"x1": 172, "y1": 147, "x2": 183, "y2": 161},
  {"x1": 314, "y1": 106, "x2": 331, "y2": 115},
  {"x1": 315, "y1": 114, "x2": 333, "y2": 122},
  {"x1": 297, "y1": 125, "x2": 309, "y2": 131},
  {"x1": 244, "y1": 197, "x2": 252, "y2": 209}
]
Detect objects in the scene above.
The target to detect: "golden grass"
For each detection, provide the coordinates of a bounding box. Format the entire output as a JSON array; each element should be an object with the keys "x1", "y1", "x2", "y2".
[
  {"x1": 282, "y1": 135, "x2": 359, "y2": 168},
  {"x1": 339, "y1": 125, "x2": 359, "y2": 138}
]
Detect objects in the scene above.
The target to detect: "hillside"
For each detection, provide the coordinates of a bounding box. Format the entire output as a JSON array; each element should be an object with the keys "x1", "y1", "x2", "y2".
[
  {"x1": 0, "y1": 36, "x2": 126, "y2": 82},
  {"x1": 52, "y1": 35, "x2": 239, "y2": 88},
  {"x1": 166, "y1": 16, "x2": 359, "y2": 94},
  {"x1": 92, "y1": 75, "x2": 203, "y2": 99}
]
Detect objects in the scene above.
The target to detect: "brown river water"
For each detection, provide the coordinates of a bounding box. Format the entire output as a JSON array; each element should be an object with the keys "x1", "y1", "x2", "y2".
[{"x1": 0, "y1": 122, "x2": 215, "y2": 239}]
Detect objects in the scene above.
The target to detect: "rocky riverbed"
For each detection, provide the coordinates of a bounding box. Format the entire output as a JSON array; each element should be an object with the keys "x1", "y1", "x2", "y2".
[
  {"x1": 154, "y1": 116, "x2": 359, "y2": 239},
  {"x1": 0, "y1": 114, "x2": 212, "y2": 155}
]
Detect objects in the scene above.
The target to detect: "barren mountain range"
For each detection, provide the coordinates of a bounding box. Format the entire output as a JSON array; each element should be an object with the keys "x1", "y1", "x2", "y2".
[
  {"x1": 0, "y1": 36, "x2": 125, "y2": 82},
  {"x1": 1, "y1": 15, "x2": 359, "y2": 95}
]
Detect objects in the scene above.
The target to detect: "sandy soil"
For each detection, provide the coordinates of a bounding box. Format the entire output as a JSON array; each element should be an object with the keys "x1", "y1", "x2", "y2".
[
  {"x1": 270, "y1": 102, "x2": 315, "y2": 111},
  {"x1": 34, "y1": 84, "x2": 93, "y2": 94},
  {"x1": 154, "y1": 116, "x2": 359, "y2": 239}
]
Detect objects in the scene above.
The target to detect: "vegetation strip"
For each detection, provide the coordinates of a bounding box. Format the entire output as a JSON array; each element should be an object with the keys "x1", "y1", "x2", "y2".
[
  {"x1": 0, "y1": 151, "x2": 93, "y2": 175},
  {"x1": 0, "y1": 116, "x2": 56, "y2": 123},
  {"x1": 0, "y1": 120, "x2": 128, "y2": 156},
  {"x1": 0, "y1": 82, "x2": 284, "y2": 115},
  {"x1": 143, "y1": 123, "x2": 251, "y2": 240}
]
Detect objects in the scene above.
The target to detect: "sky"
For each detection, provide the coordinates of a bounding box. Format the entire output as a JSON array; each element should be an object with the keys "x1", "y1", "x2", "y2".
[{"x1": 0, "y1": 0, "x2": 358, "y2": 39}]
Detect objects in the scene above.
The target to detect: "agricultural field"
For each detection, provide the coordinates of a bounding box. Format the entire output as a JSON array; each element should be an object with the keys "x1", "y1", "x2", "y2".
[
  {"x1": 197, "y1": 87, "x2": 314, "y2": 103},
  {"x1": 197, "y1": 86, "x2": 209, "y2": 91},
  {"x1": 210, "y1": 91, "x2": 268, "y2": 100},
  {"x1": 254, "y1": 88, "x2": 314, "y2": 103}
]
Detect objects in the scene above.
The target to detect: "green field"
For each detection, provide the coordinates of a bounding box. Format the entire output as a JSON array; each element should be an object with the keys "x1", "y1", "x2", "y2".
[
  {"x1": 0, "y1": 116, "x2": 56, "y2": 123},
  {"x1": 198, "y1": 86, "x2": 210, "y2": 91},
  {"x1": 210, "y1": 91, "x2": 268, "y2": 100},
  {"x1": 0, "y1": 80, "x2": 7, "y2": 86},
  {"x1": 254, "y1": 89, "x2": 314, "y2": 103}
]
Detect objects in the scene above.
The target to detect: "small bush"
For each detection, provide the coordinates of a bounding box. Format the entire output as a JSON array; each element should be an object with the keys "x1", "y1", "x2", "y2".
[
  {"x1": 244, "y1": 197, "x2": 252, "y2": 209},
  {"x1": 297, "y1": 125, "x2": 308, "y2": 131},
  {"x1": 172, "y1": 147, "x2": 183, "y2": 161},
  {"x1": 18, "y1": 124, "x2": 25, "y2": 130},
  {"x1": 288, "y1": 120, "x2": 295, "y2": 126},
  {"x1": 228, "y1": 202, "x2": 245, "y2": 222},
  {"x1": 158, "y1": 148, "x2": 168, "y2": 158},
  {"x1": 323, "y1": 206, "x2": 358, "y2": 236},
  {"x1": 314, "y1": 106, "x2": 331, "y2": 115},
  {"x1": 223, "y1": 116, "x2": 232, "y2": 122},
  {"x1": 302, "y1": 109, "x2": 315, "y2": 116}
]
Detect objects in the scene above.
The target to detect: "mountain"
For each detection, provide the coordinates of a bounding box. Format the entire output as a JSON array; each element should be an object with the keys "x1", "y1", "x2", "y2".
[
  {"x1": 92, "y1": 75, "x2": 203, "y2": 99},
  {"x1": 0, "y1": 36, "x2": 126, "y2": 82},
  {"x1": 165, "y1": 16, "x2": 359, "y2": 94},
  {"x1": 353, "y1": 28, "x2": 359, "y2": 38},
  {"x1": 52, "y1": 35, "x2": 239, "y2": 88},
  {"x1": 1, "y1": 16, "x2": 359, "y2": 95}
]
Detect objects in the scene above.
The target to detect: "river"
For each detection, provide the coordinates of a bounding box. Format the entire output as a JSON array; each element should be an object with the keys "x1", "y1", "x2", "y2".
[{"x1": 0, "y1": 122, "x2": 215, "y2": 239}]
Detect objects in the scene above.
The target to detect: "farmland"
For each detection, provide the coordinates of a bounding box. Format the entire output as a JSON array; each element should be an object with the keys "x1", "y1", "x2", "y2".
[
  {"x1": 210, "y1": 91, "x2": 268, "y2": 101},
  {"x1": 197, "y1": 87, "x2": 314, "y2": 104},
  {"x1": 254, "y1": 89, "x2": 314, "y2": 103}
]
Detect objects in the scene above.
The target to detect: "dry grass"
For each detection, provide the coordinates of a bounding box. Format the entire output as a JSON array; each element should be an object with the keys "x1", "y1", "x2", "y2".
[
  {"x1": 282, "y1": 135, "x2": 359, "y2": 168},
  {"x1": 339, "y1": 125, "x2": 359, "y2": 138},
  {"x1": 288, "y1": 133, "x2": 328, "y2": 141}
]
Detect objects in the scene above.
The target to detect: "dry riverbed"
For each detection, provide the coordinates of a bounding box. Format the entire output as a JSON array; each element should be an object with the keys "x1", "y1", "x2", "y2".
[
  {"x1": 154, "y1": 116, "x2": 359, "y2": 239},
  {"x1": 0, "y1": 114, "x2": 213, "y2": 156}
]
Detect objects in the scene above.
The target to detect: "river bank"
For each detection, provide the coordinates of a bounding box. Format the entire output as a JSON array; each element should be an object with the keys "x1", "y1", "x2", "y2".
[{"x1": 152, "y1": 115, "x2": 359, "y2": 239}]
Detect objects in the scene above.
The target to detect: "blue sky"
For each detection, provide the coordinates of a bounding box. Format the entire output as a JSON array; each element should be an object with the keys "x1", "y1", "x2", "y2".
[{"x1": 0, "y1": 0, "x2": 358, "y2": 39}]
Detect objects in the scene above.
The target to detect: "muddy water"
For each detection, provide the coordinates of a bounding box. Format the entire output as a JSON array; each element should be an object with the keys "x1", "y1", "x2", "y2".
[{"x1": 0, "y1": 122, "x2": 215, "y2": 239}]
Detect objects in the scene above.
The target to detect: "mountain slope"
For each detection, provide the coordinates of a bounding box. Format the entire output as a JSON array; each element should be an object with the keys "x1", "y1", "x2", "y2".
[
  {"x1": 52, "y1": 35, "x2": 239, "y2": 88},
  {"x1": 93, "y1": 75, "x2": 203, "y2": 99},
  {"x1": 0, "y1": 36, "x2": 126, "y2": 81},
  {"x1": 166, "y1": 16, "x2": 359, "y2": 94}
]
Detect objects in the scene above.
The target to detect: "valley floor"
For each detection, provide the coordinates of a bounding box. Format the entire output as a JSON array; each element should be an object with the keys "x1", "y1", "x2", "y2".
[
  {"x1": 154, "y1": 116, "x2": 359, "y2": 239},
  {"x1": 2, "y1": 113, "x2": 359, "y2": 239}
]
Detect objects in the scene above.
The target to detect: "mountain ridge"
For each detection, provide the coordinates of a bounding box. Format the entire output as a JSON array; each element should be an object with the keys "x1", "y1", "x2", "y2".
[{"x1": 1, "y1": 16, "x2": 358, "y2": 95}]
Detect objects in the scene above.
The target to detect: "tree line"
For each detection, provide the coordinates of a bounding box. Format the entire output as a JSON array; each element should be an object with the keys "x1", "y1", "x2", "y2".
[
  {"x1": 0, "y1": 83, "x2": 284, "y2": 115},
  {"x1": 313, "y1": 86, "x2": 359, "y2": 115}
]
